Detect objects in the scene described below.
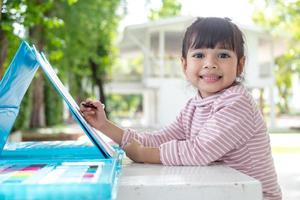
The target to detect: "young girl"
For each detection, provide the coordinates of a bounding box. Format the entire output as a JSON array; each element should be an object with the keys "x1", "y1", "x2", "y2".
[{"x1": 80, "y1": 17, "x2": 282, "y2": 200}]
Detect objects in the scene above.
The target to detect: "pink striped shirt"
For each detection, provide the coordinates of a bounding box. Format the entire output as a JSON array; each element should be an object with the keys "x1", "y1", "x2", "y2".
[{"x1": 121, "y1": 84, "x2": 281, "y2": 200}]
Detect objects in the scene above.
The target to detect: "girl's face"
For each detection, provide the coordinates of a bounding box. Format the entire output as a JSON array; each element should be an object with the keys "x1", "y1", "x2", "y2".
[{"x1": 182, "y1": 47, "x2": 244, "y2": 98}]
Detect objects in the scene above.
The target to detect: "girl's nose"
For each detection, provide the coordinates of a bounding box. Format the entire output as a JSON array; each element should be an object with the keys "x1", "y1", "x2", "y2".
[
  {"x1": 203, "y1": 64, "x2": 217, "y2": 69},
  {"x1": 203, "y1": 58, "x2": 217, "y2": 69}
]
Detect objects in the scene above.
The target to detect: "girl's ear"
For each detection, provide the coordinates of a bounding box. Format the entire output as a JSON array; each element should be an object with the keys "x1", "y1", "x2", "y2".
[
  {"x1": 237, "y1": 56, "x2": 245, "y2": 76},
  {"x1": 181, "y1": 57, "x2": 187, "y2": 75}
]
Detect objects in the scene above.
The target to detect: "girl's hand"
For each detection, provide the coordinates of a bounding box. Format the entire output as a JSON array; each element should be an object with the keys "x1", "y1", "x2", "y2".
[
  {"x1": 80, "y1": 100, "x2": 106, "y2": 130},
  {"x1": 124, "y1": 139, "x2": 162, "y2": 164},
  {"x1": 124, "y1": 139, "x2": 145, "y2": 163}
]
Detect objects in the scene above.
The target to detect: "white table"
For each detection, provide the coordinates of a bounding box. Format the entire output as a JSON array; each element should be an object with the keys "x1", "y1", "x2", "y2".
[{"x1": 116, "y1": 162, "x2": 262, "y2": 200}]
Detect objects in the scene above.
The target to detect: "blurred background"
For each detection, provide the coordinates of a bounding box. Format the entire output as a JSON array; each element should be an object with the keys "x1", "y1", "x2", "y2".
[{"x1": 1, "y1": 0, "x2": 299, "y2": 199}]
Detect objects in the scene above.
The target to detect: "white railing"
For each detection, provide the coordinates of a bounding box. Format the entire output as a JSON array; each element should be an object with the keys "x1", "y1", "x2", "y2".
[{"x1": 147, "y1": 57, "x2": 183, "y2": 78}]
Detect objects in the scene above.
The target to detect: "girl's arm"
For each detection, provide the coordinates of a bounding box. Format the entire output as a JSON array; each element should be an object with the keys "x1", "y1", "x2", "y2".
[
  {"x1": 159, "y1": 93, "x2": 257, "y2": 166},
  {"x1": 99, "y1": 122, "x2": 162, "y2": 164},
  {"x1": 80, "y1": 99, "x2": 186, "y2": 147},
  {"x1": 120, "y1": 99, "x2": 194, "y2": 149},
  {"x1": 79, "y1": 100, "x2": 168, "y2": 164},
  {"x1": 120, "y1": 107, "x2": 190, "y2": 164},
  {"x1": 98, "y1": 120, "x2": 124, "y2": 146}
]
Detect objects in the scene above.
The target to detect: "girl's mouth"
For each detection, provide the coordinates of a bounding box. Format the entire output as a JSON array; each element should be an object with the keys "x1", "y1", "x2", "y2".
[{"x1": 199, "y1": 75, "x2": 222, "y2": 82}]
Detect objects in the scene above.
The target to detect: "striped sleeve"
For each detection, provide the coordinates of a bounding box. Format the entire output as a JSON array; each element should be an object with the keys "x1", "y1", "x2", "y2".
[
  {"x1": 120, "y1": 106, "x2": 188, "y2": 149},
  {"x1": 160, "y1": 92, "x2": 255, "y2": 166}
]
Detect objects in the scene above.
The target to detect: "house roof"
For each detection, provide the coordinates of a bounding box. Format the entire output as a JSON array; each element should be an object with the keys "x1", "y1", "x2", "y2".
[{"x1": 119, "y1": 15, "x2": 268, "y2": 53}]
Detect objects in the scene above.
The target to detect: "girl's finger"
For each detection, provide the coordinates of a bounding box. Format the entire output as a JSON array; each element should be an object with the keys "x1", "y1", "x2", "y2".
[
  {"x1": 93, "y1": 101, "x2": 105, "y2": 109},
  {"x1": 84, "y1": 110, "x2": 95, "y2": 115}
]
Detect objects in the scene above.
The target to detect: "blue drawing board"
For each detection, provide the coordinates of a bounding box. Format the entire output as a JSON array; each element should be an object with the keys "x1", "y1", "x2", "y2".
[
  {"x1": 0, "y1": 42, "x2": 39, "y2": 152},
  {"x1": 0, "y1": 41, "x2": 123, "y2": 200}
]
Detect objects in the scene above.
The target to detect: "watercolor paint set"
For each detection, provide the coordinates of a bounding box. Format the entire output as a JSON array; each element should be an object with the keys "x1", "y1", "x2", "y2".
[
  {"x1": 0, "y1": 41, "x2": 123, "y2": 200},
  {"x1": 0, "y1": 158, "x2": 119, "y2": 200}
]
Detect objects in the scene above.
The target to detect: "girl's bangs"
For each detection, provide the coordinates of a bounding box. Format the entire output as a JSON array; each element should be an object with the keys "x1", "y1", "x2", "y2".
[
  {"x1": 190, "y1": 37, "x2": 234, "y2": 50},
  {"x1": 189, "y1": 20, "x2": 235, "y2": 50}
]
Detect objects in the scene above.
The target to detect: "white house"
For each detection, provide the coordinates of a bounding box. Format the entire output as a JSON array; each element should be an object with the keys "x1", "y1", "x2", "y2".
[{"x1": 105, "y1": 16, "x2": 285, "y2": 129}]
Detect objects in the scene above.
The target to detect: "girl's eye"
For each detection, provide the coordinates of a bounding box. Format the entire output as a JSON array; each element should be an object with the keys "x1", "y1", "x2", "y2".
[
  {"x1": 193, "y1": 53, "x2": 204, "y2": 58},
  {"x1": 218, "y1": 53, "x2": 230, "y2": 58}
]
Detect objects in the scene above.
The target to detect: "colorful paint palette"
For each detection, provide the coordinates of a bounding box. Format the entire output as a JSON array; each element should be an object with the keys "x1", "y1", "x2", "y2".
[
  {"x1": 0, "y1": 162, "x2": 103, "y2": 184},
  {"x1": 0, "y1": 164, "x2": 46, "y2": 184}
]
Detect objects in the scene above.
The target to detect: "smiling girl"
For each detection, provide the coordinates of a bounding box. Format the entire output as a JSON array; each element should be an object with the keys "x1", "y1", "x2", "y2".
[{"x1": 80, "y1": 17, "x2": 281, "y2": 200}]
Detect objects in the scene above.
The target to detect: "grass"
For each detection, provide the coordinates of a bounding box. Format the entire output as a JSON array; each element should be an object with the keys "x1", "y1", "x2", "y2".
[
  {"x1": 269, "y1": 127, "x2": 300, "y2": 134},
  {"x1": 272, "y1": 147, "x2": 300, "y2": 153}
]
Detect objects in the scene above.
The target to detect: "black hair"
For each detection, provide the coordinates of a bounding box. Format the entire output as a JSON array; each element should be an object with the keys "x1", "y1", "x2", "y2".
[{"x1": 182, "y1": 17, "x2": 245, "y2": 62}]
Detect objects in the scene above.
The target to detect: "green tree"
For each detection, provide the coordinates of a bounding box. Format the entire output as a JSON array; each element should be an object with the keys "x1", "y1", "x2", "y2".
[
  {"x1": 1, "y1": 0, "x2": 71, "y2": 129},
  {"x1": 148, "y1": 0, "x2": 181, "y2": 20},
  {"x1": 0, "y1": 0, "x2": 23, "y2": 78},
  {"x1": 0, "y1": 0, "x2": 35, "y2": 130},
  {"x1": 57, "y1": 0, "x2": 122, "y2": 117},
  {"x1": 24, "y1": 0, "x2": 67, "y2": 127},
  {"x1": 251, "y1": 0, "x2": 300, "y2": 114},
  {"x1": 274, "y1": 55, "x2": 294, "y2": 113},
  {"x1": 2, "y1": 0, "x2": 123, "y2": 130}
]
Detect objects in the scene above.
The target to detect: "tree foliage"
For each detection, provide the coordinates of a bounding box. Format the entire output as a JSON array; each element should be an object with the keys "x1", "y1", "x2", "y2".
[
  {"x1": 148, "y1": 0, "x2": 181, "y2": 20},
  {"x1": 1, "y1": 0, "x2": 123, "y2": 130},
  {"x1": 0, "y1": 0, "x2": 24, "y2": 77},
  {"x1": 57, "y1": 0, "x2": 122, "y2": 117},
  {"x1": 251, "y1": 0, "x2": 300, "y2": 114}
]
